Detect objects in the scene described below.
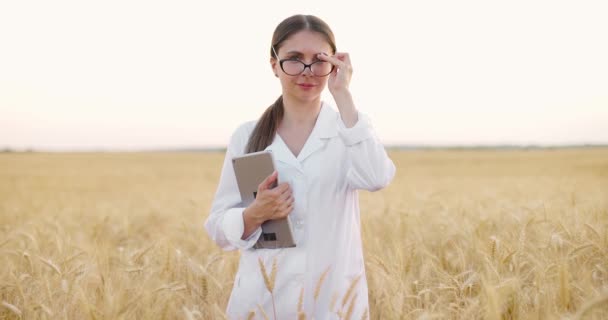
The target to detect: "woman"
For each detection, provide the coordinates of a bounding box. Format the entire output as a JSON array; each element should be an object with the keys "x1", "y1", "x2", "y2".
[{"x1": 205, "y1": 14, "x2": 396, "y2": 319}]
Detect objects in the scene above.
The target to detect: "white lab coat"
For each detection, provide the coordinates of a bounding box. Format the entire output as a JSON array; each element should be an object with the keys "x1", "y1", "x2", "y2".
[{"x1": 205, "y1": 102, "x2": 396, "y2": 319}]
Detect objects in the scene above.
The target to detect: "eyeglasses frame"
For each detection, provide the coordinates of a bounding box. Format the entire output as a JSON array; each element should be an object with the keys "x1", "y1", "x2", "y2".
[{"x1": 272, "y1": 46, "x2": 335, "y2": 77}]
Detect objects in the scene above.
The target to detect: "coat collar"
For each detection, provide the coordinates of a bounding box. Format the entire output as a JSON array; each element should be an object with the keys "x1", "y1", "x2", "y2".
[{"x1": 264, "y1": 101, "x2": 338, "y2": 172}]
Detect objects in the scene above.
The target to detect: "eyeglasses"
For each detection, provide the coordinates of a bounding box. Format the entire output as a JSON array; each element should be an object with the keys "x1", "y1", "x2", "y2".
[{"x1": 272, "y1": 46, "x2": 334, "y2": 77}]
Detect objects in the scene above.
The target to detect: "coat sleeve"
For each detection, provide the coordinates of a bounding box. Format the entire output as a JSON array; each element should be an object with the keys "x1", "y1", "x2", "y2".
[
  {"x1": 204, "y1": 124, "x2": 262, "y2": 251},
  {"x1": 338, "y1": 111, "x2": 396, "y2": 191}
]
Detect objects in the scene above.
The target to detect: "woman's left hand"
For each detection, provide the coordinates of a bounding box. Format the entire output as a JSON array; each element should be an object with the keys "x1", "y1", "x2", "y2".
[{"x1": 317, "y1": 52, "x2": 353, "y2": 95}]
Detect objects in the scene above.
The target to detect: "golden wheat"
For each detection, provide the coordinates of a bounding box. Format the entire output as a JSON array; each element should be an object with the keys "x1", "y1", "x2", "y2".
[
  {"x1": 341, "y1": 275, "x2": 362, "y2": 311},
  {"x1": 344, "y1": 293, "x2": 358, "y2": 320},
  {"x1": 297, "y1": 311, "x2": 307, "y2": 320},
  {"x1": 298, "y1": 286, "x2": 304, "y2": 314},
  {"x1": 257, "y1": 303, "x2": 270, "y2": 320},
  {"x1": 314, "y1": 266, "x2": 330, "y2": 302},
  {"x1": 258, "y1": 257, "x2": 278, "y2": 319},
  {"x1": 0, "y1": 149, "x2": 607, "y2": 319}
]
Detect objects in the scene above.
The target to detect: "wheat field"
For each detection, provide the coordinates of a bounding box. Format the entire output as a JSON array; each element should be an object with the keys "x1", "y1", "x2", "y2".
[{"x1": 1, "y1": 149, "x2": 607, "y2": 319}]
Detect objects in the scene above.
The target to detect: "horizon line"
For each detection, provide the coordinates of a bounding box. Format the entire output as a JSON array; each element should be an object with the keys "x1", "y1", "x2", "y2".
[{"x1": 2, "y1": 143, "x2": 607, "y2": 153}]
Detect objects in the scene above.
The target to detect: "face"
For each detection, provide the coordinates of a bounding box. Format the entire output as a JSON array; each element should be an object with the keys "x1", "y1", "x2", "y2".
[{"x1": 271, "y1": 30, "x2": 333, "y2": 103}]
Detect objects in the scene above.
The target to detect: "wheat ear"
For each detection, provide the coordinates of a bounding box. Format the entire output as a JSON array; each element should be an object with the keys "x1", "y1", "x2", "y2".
[
  {"x1": 315, "y1": 267, "x2": 331, "y2": 302},
  {"x1": 257, "y1": 304, "x2": 269, "y2": 320},
  {"x1": 258, "y1": 257, "x2": 274, "y2": 292},
  {"x1": 341, "y1": 275, "x2": 362, "y2": 310},
  {"x1": 258, "y1": 257, "x2": 278, "y2": 319},
  {"x1": 344, "y1": 293, "x2": 358, "y2": 320},
  {"x1": 298, "y1": 287, "x2": 304, "y2": 313}
]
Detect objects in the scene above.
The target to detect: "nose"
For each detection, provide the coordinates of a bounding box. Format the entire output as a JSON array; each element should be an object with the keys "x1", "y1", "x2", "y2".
[{"x1": 301, "y1": 65, "x2": 314, "y2": 77}]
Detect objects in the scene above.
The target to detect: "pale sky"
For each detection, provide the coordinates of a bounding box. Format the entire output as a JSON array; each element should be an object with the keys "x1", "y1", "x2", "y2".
[{"x1": 1, "y1": 0, "x2": 607, "y2": 150}]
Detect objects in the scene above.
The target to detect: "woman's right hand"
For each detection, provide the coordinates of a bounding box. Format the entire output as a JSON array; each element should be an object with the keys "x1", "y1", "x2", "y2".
[{"x1": 241, "y1": 171, "x2": 294, "y2": 239}]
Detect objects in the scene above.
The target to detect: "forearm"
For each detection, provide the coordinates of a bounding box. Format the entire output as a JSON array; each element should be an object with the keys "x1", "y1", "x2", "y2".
[
  {"x1": 333, "y1": 90, "x2": 358, "y2": 128},
  {"x1": 241, "y1": 206, "x2": 263, "y2": 240}
]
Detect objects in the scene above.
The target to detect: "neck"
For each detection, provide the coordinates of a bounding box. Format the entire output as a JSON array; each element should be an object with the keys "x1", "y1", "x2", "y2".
[{"x1": 281, "y1": 95, "x2": 322, "y2": 127}]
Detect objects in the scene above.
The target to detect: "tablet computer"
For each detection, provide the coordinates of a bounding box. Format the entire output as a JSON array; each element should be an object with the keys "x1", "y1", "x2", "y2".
[{"x1": 232, "y1": 150, "x2": 296, "y2": 249}]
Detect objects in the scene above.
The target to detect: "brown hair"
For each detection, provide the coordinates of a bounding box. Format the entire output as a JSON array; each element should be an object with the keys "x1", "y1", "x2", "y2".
[{"x1": 245, "y1": 14, "x2": 337, "y2": 153}]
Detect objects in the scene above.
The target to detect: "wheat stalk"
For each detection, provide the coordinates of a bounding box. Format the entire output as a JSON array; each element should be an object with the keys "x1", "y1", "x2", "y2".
[
  {"x1": 341, "y1": 275, "x2": 362, "y2": 310},
  {"x1": 1, "y1": 301, "x2": 22, "y2": 317},
  {"x1": 329, "y1": 291, "x2": 339, "y2": 313},
  {"x1": 200, "y1": 275, "x2": 208, "y2": 303},
  {"x1": 344, "y1": 293, "x2": 358, "y2": 320},
  {"x1": 360, "y1": 307, "x2": 369, "y2": 320},
  {"x1": 315, "y1": 266, "x2": 330, "y2": 302},
  {"x1": 212, "y1": 303, "x2": 228, "y2": 320},
  {"x1": 132, "y1": 243, "x2": 155, "y2": 264},
  {"x1": 258, "y1": 257, "x2": 277, "y2": 319},
  {"x1": 489, "y1": 236, "x2": 498, "y2": 260},
  {"x1": 568, "y1": 243, "x2": 595, "y2": 258},
  {"x1": 574, "y1": 292, "x2": 608, "y2": 319},
  {"x1": 22, "y1": 251, "x2": 33, "y2": 273},
  {"x1": 298, "y1": 286, "x2": 304, "y2": 313},
  {"x1": 37, "y1": 255, "x2": 62, "y2": 276},
  {"x1": 559, "y1": 264, "x2": 570, "y2": 310},
  {"x1": 34, "y1": 303, "x2": 54, "y2": 317},
  {"x1": 0, "y1": 238, "x2": 10, "y2": 249},
  {"x1": 270, "y1": 258, "x2": 277, "y2": 290},
  {"x1": 257, "y1": 304, "x2": 270, "y2": 320},
  {"x1": 258, "y1": 257, "x2": 275, "y2": 292},
  {"x1": 483, "y1": 280, "x2": 500, "y2": 320},
  {"x1": 584, "y1": 223, "x2": 601, "y2": 240}
]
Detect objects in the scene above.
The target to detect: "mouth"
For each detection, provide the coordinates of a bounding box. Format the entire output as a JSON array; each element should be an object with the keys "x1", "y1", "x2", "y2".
[{"x1": 297, "y1": 83, "x2": 315, "y2": 89}]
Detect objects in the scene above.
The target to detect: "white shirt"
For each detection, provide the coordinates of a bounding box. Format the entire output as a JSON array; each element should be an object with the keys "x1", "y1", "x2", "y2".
[{"x1": 205, "y1": 101, "x2": 396, "y2": 319}]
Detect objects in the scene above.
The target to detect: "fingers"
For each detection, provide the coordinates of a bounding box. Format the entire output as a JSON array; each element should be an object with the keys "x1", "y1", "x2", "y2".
[
  {"x1": 318, "y1": 52, "x2": 353, "y2": 87},
  {"x1": 258, "y1": 170, "x2": 278, "y2": 191},
  {"x1": 256, "y1": 181, "x2": 291, "y2": 205},
  {"x1": 269, "y1": 185, "x2": 294, "y2": 219},
  {"x1": 277, "y1": 188, "x2": 293, "y2": 203},
  {"x1": 272, "y1": 182, "x2": 290, "y2": 195},
  {"x1": 318, "y1": 52, "x2": 351, "y2": 69},
  {"x1": 317, "y1": 53, "x2": 342, "y2": 67},
  {"x1": 255, "y1": 172, "x2": 295, "y2": 219},
  {"x1": 334, "y1": 52, "x2": 351, "y2": 64},
  {"x1": 274, "y1": 197, "x2": 294, "y2": 218}
]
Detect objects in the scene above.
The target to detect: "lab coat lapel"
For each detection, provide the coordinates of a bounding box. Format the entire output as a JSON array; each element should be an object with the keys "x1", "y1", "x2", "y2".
[
  {"x1": 296, "y1": 102, "x2": 338, "y2": 163},
  {"x1": 264, "y1": 134, "x2": 303, "y2": 173},
  {"x1": 264, "y1": 102, "x2": 338, "y2": 170}
]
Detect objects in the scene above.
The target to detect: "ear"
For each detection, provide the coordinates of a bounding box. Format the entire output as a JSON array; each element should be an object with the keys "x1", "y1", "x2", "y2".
[{"x1": 270, "y1": 57, "x2": 279, "y2": 77}]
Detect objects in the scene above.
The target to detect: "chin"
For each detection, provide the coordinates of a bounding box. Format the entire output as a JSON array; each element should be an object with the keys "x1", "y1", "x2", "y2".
[
  {"x1": 296, "y1": 90, "x2": 323, "y2": 100},
  {"x1": 296, "y1": 94, "x2": 322, "y2": 103}
]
